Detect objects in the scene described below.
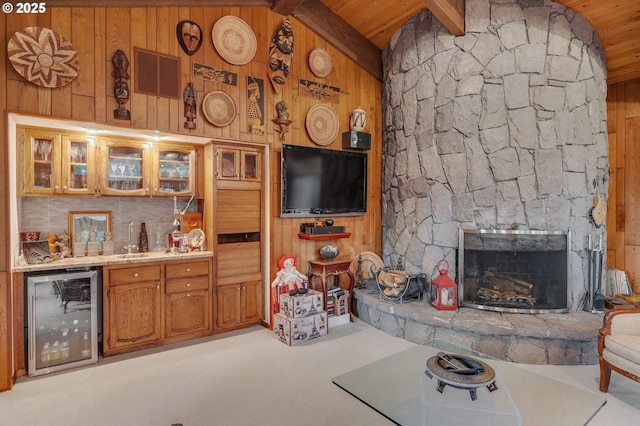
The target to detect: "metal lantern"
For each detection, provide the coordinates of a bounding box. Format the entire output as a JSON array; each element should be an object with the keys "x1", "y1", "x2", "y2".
[{"x1": 430, "y1": 259, "x2": 458, "y2": 310}]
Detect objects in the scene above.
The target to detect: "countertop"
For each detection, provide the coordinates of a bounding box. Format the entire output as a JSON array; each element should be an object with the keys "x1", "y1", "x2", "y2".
[{"x1": 13, "y1": 250, "x2": 214, "y2": 273}]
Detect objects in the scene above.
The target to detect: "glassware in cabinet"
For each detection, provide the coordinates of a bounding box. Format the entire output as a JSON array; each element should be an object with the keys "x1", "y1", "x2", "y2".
[
  {"x1": 153, "y1": 145, "x2": 195, "y2": 196},
  {"x1": 101, "y1": 141, "x2": 148, "y2": 196}
]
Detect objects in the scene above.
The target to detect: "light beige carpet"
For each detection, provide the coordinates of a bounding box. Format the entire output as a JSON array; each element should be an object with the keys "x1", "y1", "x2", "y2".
[{"x1": 0, "y1": 321, "x2": 638, "y2": 426}]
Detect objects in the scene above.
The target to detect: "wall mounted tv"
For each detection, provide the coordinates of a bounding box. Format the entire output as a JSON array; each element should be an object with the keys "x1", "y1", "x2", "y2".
[{"x1": 281, "y1": 144, "x2": 367, "y2": 217}]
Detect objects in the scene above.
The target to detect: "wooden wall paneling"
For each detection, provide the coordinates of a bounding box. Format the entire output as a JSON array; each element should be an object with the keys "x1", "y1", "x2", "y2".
[
  {"x1": 144, "y1": 8, "x2": 158, "y2": 131},
  {"x1": 94, "y1": 8, "x2": 107, "y2": 123},
  {"x1": 624, "y1": 115, "x2": 640, "y2": 246},
  {"x1": 49, "y1": 8, "x2": 69, "y2": 118},
  {"x1": 130, "y1": 8, "x2": 149, "y2": 129},
  {"x1": 626, "y1": 79, "x2": 640, "y2": 118},
  {"x1": 624, "y1": 245, "x2": 640, "y2": 292},
  {"x1": 155, "y1": 7, "x2": 172, "y2": 133},
  {"x1": 167, "y1": 7, "x2": 181, "y2": 135},
  {"x1": 72, "y1": 8, "x2": 96, "y2": 99}
]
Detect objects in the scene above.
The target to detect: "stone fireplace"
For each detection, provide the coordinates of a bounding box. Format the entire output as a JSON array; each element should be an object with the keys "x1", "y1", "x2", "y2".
[
  {"x1": 380, "y1": 0, "x2": 608, "y2": 312},
  {"x1": 458, "y1": 228, "x2": 570, "y2": 313}
]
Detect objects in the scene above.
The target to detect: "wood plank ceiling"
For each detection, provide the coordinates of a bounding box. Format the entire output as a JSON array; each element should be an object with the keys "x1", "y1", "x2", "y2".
[{"x1": 32, "y1": 0, "x2": 640, "y2": 84}]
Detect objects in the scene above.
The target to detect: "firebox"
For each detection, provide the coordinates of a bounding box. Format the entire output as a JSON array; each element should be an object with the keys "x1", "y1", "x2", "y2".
[{"x1": 457, "y1": 229, "x2": 570, "y2": 314}]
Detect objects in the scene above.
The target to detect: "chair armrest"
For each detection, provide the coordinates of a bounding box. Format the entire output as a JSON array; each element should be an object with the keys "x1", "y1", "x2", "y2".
[{"x1": 600, "y1": 307, "x2": 640, "y2": 338}]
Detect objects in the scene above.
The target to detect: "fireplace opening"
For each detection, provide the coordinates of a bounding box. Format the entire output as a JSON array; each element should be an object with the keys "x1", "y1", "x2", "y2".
[{"x1": 457, "y1": 229, "x2": 570, "y2": 314}]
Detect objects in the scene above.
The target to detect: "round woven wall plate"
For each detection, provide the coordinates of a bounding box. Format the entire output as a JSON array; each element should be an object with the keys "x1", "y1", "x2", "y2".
[
  {"x1": 8, "y1": 27, "x2": 79, "y2": 88},
  {"x1": 309, "y1": 48, "x2": 332, "y2": 78},
  {"x1": 306, "y1": 103, "x2": 339, "y2": 146},
  {"x1": 202, "y1": 91, "x2": 236, "y2": 127},
  {"x1": 212, "y1": 16, "x2": 257, "y2": 65}
]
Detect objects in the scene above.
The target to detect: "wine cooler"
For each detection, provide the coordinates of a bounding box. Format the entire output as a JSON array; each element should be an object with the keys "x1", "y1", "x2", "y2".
[{"x1": 26, "y1": 269, "x2": 99, "y2": 376}]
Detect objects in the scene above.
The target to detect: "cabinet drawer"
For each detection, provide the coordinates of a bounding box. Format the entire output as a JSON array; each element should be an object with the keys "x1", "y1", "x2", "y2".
[
  {"x1": 166, "y1": 276, "x2": 210, "y2": 294},
  {"x1": 166, "y1": 260, "x2": 210, "y2": 279},
  {"x1": 109, "y1": 265, "x2": 161, "y2": 285}
]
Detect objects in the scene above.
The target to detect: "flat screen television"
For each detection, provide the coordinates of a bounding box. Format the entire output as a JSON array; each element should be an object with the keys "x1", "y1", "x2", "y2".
[{"x1": 281, "y1": 144, "x2": 367, "y2": 217}]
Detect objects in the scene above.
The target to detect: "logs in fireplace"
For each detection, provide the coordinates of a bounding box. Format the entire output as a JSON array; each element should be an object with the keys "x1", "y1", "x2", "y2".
[{"x1": 458, "y1": 229, "x2": 570, "y2": 313}]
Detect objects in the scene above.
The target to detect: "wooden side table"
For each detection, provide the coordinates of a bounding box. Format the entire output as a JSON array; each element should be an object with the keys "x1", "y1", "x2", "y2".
[{"x1": 308, "y1": 259, "x2": 355, "y2": 314}]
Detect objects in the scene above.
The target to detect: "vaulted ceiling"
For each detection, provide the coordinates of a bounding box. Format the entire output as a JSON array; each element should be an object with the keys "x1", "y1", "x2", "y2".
[{"x1": 44, "y1": 0, "x2": 640, "y2": 84}]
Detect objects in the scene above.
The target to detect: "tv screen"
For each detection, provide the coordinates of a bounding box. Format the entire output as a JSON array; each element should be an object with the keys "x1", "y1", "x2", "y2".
[{"x1": 281, "y1": 144, "x2": 367, "y2": 217}]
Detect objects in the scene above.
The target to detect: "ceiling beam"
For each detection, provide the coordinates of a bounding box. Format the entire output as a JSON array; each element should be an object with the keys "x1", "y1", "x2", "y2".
[
  {"x1": 422, "y1": 0, "x2": 465, "y2": 36},
  {"x1": 271, "y1": 0, "x2": 305, "y2": 16},
  {"x1": 290, "y1": 0, "x2": 382, "y2": 81}
]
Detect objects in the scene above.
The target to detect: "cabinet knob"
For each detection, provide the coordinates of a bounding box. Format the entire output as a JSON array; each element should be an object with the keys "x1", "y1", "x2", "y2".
[
  {"x1": 186, "y1": 268, "x2": 191, "y2": 272},
  {"x1": 63, "y1": 185, "x2": 68, "y2": 190},
  {"x1": 54, "y1": 185, "x2": 60, "y2": 190},
  {"x1": 186, "y1": 283, "x2": 191, "y2": 287},
  {"x1": 157, "y1": 285, "x2": 160, "y2": 289},
  {"x1": 134, "y1": 273, "x2": 139, "y2": 277},
  {"x1": 187, "y1": 293, "x2": 191, "y2": 297}
]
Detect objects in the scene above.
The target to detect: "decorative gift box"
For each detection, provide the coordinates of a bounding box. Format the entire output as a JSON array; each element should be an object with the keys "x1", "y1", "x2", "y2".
[
  {"x1": 279, "y1": 289, "x2": 324, "y2": 319},
  {"x1": 273, "y1": 312, "x2": 327, "y2": 346}
]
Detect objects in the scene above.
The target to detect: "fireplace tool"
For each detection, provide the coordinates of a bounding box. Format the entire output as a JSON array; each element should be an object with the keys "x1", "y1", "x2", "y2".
[{"x1": 584, "y1": 235, "x2": 605, "y2": 313}]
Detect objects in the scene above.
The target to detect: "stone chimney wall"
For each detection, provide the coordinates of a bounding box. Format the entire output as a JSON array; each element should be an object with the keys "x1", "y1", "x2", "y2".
[{"x1": 381, "y1": 0, "x2": 608, "y2": 310}]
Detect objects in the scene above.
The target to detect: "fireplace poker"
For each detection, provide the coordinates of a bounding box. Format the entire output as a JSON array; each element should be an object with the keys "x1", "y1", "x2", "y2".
[{"x1": 584, "y1": 235, "x2": 593, "y2": 311}]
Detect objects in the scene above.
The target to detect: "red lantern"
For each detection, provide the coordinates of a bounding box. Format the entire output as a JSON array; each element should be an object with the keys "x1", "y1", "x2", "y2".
[{"x1": 430, "y1": 259, "x2": 458, "y2": 310}]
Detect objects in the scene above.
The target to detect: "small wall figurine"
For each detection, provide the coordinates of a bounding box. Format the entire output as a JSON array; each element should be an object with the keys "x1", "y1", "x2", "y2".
[
  {"x1": 276, "y1": 100, "x2": 289, "y2": 120},
  {"x1": 112, "y1": 49, "x2": 131, "y2": 120},
  {"x1": 271, "y1": 254, "x2": 309, "y2": 295},
  {"x1": 183, "y1": 82, "x2": 197, "y2": 129}
]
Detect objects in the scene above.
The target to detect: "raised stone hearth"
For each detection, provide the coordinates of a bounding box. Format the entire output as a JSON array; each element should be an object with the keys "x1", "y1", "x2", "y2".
[{"x1": 354, "y1": 283, "x2": 601, "y2": 365}]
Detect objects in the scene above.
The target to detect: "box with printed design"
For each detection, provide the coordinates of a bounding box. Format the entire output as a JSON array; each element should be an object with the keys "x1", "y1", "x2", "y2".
[
  {"x1": 273, "y1": 312, "x2": 328, "y2": 346},
  {"x1": 279, "y1": 289, "x2": 324, "y2": 318}
]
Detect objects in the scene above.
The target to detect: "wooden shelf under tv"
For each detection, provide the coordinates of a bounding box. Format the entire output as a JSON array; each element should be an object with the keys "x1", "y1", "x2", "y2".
[{"x1": 298, "y1": 233, "x2": 351, "y2": 240}]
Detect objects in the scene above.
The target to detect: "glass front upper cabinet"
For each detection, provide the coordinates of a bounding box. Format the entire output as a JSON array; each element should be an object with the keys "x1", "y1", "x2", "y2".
[
  {"x1": 100, "y1": 139, "x2": 148, "y2": 196},
  {"x1": 153, "y1": 144, "x2": 195, "y2": 197}
]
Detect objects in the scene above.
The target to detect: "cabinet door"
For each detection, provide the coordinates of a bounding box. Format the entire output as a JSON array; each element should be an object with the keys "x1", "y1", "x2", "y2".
[
  {"x1": 153, "y1": 145, "x2": 195, "y2": 197},
  {"x1": 61, "y1": 135, "x2": 96, "y2": 195},
  {"x1": 100, "y1": 139, "x2": 149, "y2": 196},
  {"x1": 20, "y1": 128, "x2": 61, "y2": 195},
  {"x1": 216, "y1": 284, "x2": 242, "y2": 329},
  {"x1": 106, "y1": 281, "x2": 162, "y2": 350},
  {"x1": 241, "y1": 280, "x2": 263, "y2": 323},
  {"x1": 216, "y1": 148, "x2": 240, "y2": 180},
  {"x1": 241, "y1": 151, "x2": 261, "y2": 181},
  {"x1": 165, "y1": 290, "x2": 210, "y2": 338}
]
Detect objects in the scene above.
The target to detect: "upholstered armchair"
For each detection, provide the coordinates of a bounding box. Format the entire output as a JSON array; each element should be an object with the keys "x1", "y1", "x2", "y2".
[{"x1": 598, "y1": 307, "x2": 640, "y2": 392}]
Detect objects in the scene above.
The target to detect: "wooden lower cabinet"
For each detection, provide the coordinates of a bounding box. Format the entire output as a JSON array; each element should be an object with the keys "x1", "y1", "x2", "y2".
[
  {"x1": 103, "y1": 257, "x2": 212, "y2": 356},
  {"x1": 215, "y1": 277, "x2": 263, "y2": 332}
]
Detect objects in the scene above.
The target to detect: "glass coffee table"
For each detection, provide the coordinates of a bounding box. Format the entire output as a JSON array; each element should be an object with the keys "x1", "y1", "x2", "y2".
[{"x1": 332, "y1": 340, "x2": 606, "y2": 426}]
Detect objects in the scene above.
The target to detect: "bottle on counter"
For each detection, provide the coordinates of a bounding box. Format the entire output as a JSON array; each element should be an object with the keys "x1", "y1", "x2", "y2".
[{"x1": 81, "y1": 332, "x2": 91, "y2": 357}]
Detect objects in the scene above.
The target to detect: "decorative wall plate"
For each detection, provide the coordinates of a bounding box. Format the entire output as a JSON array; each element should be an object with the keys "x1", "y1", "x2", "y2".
[
  {"x1": 202, "y1": 91, "x2": 236, "y2": 127},
  {"x1": 187, "y1": 228, "x2": 206, "y2": 249},
  {"x1": 8, "y1": 27, "x2": 79, "y2": 88},
  {"x1": 212, "y1": 16, "x2": 257, "y2": 65},
  {"x1": 309, "y1": 48, "x2": 332, "y2": 78},
  {"x1": 306, "y1": 103, "x2": 339, "y2": 146}
]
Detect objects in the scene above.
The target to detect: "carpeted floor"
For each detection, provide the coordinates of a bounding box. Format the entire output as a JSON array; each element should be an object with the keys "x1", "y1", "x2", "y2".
[{"x1": 0, "y1": 321, "x2": 638, "y2": 426}]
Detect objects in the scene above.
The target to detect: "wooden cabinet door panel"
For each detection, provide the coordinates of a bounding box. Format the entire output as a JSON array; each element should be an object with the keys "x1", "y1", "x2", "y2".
[
  {"x1": 217, "y1": 190, "x2": 261, "y2": 233},
  {"x1": 217, "y1": 242, "x2": 261, "y2": 276},
  {"x1": 108, "y1": 282, "x2": 162, "y2": 350},
  {"x1": 165, "y1": 290, "x2": 209, "y2": 337},
  {"x1": 216, "y1": 285, "x2": 241, "y2": 329},
  {"x1": 242, "y1": 280, "x2": 263, "y2": 323}
]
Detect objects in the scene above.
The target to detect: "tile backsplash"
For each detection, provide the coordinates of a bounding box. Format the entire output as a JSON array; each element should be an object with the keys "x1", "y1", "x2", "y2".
[{"x1": 20, "y1": 196, "x2": 198, "y2": 253}]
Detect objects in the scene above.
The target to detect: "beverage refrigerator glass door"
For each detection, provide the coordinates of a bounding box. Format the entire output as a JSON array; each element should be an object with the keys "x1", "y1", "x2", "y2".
[{"x1": 27, "y1": 269, "x2": 99, "y2": 376}]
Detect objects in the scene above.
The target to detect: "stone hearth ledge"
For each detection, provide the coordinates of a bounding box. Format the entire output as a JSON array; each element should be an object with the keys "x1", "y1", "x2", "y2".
[
  {"x1": 354, "y1": 284, "x2": 602, "y2": 365},
  {"x1": 13, "y1": 250, "x2": 213, "y2": 273}
]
